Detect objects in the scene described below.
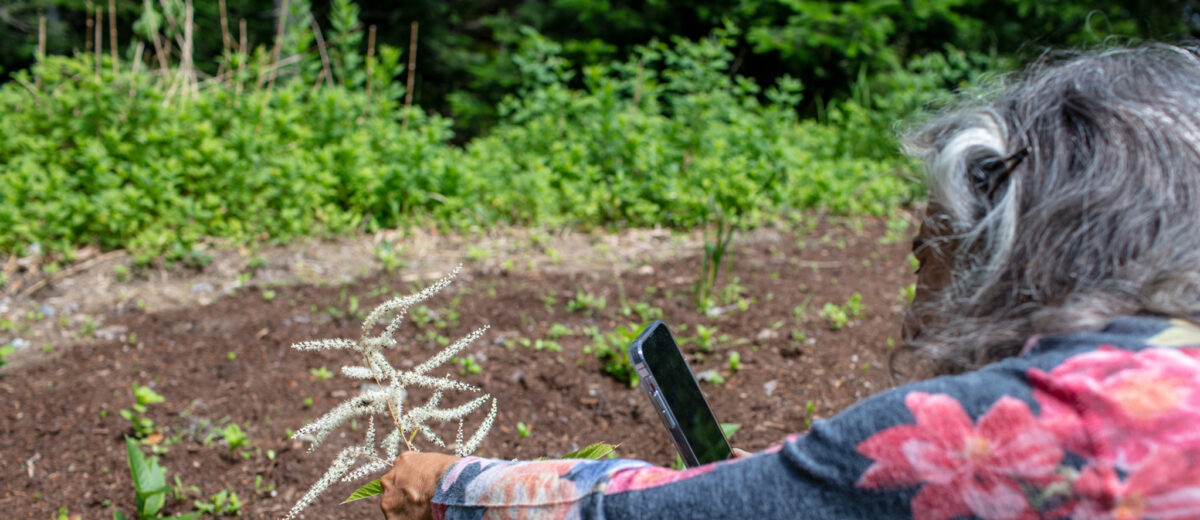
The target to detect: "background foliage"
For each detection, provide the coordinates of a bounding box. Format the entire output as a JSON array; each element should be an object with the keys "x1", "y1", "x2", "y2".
[{"x1": 0, "y1": 0, "x2": 1196, "y2": 263}]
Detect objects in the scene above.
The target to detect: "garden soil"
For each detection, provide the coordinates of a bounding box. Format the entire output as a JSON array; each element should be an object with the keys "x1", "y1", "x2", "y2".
[{"x1": 1, "y1": 216, "x2": 916, "y2": 520}]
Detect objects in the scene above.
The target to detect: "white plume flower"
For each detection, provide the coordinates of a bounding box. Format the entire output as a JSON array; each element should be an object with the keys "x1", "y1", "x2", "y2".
[{"x1": 283, "y1": 266, "x2": 498, "y2": 520}]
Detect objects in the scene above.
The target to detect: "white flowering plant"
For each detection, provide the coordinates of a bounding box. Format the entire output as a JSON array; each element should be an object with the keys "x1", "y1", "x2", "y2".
[{"x1": 283, "y1": 266, "x2": 497, "y2": 520}]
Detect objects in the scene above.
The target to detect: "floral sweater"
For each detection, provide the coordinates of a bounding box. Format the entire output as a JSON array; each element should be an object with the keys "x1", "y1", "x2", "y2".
[{"x1": 431, "y1": 316, "x2": 1200, "y2": 519}]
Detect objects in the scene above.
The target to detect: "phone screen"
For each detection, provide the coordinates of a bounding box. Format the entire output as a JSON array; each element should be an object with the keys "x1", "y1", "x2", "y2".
[{"x1": 641, "y1": 324, "x2": 732, "y2": 465}]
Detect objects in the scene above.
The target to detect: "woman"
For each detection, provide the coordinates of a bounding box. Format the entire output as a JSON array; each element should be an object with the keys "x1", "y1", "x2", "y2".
[{"x1": 380, "y1": 44, "x2": 1200, "y2": 519}]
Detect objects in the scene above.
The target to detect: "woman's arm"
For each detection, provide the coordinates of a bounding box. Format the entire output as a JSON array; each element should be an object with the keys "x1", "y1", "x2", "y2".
[{"x1": 381, "y1": 333, "x2": 1141, "y2": 520}]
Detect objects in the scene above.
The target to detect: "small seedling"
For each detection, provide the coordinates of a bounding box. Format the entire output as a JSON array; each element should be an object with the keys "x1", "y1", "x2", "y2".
[
  {"x1": 820, "y1": 293, "x2": 863, "y2": 330},
  {"x1": 254, "y1": 475, "x2": 276, "y2": 496},
  {"x1": 452, "y1": 355, "x2": 483, "y2": 376},
  {"x1": 310, "y1": 366, "x2": 334, "y2": 381},
  {"x1": 541, "y1": 291, "x2": 558, "y2": 312},
  {"x1": 820, "y1": 303, "x2": 849, "y2": 330},
  {"x1": 516, "y1": 421, "x2": 531, "y2": 439},
  {"x1": 172, "y1": 475, "x2": 201, "y2": 500},
  {"x1": 221, "y1": 424, "x2": 249, "y2": 457},
  {"x1": 632, "y1": 302, "x2": 664, "y2": 322},
  {"x1": 532, "y1": 339, "x2": 562, "y2": 352},
  {"x1": 547, "y1": 322, "x2": 573, "y2": 339},
  {"x1": 728, "y1": 352, "x2": 741, "y2": 372},
  {"x1": 81, "y1": 316, "x2": 98, "y2": 338},
  {"x1": 373, "y1": 241, "x2": 405, "y2": 271},
  {"x1": 566, "y1": 289, "x2": 606, "y2": 315},
  {"x1": 694, "y1": 325, "x2": 719, "y2": 352},
  {"x1": 262, "y1": 289, "x2": 277, "y2": 301},
  {"x1": 114, "y1": 437, "x2": 200, "y2": 520},
  {"x1": 120, "y1": 384, "x2": 165, "y2": 438},
  {"x1": 466, "y1": 245, "x2": 492, "y2": 262},
  {"x1": 226, "y1": 351, "x2": 237, "y2": 361},
  {"x1": 194, "y1": 488, "x2": 242, "y2": 516},
  {"x1": 0, "y1": 344, "x2": 14, "y2": 368},
  {"x1": 584, "y1": 324, "x2": 640, "y2": 385}
]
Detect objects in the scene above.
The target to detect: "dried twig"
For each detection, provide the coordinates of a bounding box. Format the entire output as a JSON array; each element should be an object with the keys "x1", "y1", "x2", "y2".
[
  {"x1": 236, "y1": 18, "x2": 247, "y2": 95},
  {"x1": 37, "y1": 15, "x2": 46, "y2": 61},
  {"x1": 310, "y1": 19, "x2": 333, "y2": 89},
  {"x1": 94, "y1": 5, "x2": 102, "y2": 79},
  {"x1": 35, "y1": 15, "x2": 45, "y2": 90},
  {"x1": 264, "y1": 0, "x2": 290, "y2": 92},
  {"x1": 364, "y1": 24, "x2": 376, "y2": 110},
  {"x1": 218, "y1": 0, "x2": 233, "y2": 54},
  {"x1": 16, "y1": 251, "x2": 126, "y2": 300},
  {"x1": 108, "y1": 0, "x2": 118, "y2": 75},
  {"x1": 401, "y1": 21, "x2": 419, "y2": 132},
  {"x1": 85, "y1": 0, "x2": 94, "y2": 54}
]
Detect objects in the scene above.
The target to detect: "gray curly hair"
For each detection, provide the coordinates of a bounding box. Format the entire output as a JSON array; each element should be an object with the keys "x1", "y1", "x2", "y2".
[{"x1": 899, "y1": 42, "x2": 1200, "y2": 378}]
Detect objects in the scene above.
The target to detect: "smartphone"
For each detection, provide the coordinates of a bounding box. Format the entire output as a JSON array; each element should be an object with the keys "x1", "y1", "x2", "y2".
[{"x1": 628, "y1": 320, "x2": 732, "y2": 467}]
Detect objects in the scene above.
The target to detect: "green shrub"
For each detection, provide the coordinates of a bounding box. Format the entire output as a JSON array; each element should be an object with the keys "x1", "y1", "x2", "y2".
[{"x1": 0, "y1": 29, "x2": 918, "y2": 261}]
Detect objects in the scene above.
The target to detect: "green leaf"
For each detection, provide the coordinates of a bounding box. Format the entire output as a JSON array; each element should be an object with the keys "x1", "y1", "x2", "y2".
[
  {"x1": 561, "y1": 442, "x2": 618, "y2": 460},
  {"x1": 114, "y1": 512, "x2": 130, "y2": 520},
  {"x1": 341, "y1": 479, "x2": 384, "y2": 504},
  {"x1": 124, "y1": 436, "x2": 167, "y2": 518},
  {"x1": 720, "y1": 422, "x2": 741, "y2": 440},
  {"x1": 133, "y1": 384, "x2": 165, "y2": 406}
]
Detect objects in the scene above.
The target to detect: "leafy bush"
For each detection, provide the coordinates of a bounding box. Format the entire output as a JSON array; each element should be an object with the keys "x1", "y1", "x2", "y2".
[{"x1": 0, "y1": 27, "x2": 918, "y2": 262}]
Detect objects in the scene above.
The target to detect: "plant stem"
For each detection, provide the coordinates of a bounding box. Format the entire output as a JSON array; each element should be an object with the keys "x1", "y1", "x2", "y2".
[{"x1": 362, "y1": 353, "x2": 413, "y2": 452}]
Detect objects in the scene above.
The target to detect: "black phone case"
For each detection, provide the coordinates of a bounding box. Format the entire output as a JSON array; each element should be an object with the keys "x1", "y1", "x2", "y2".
[{"x1": 628, "y1": 320, "x2": 730, "y2": 468}]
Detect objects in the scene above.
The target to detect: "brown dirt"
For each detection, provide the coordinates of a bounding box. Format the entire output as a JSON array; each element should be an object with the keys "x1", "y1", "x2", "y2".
[{"x1": 0, "y1": 215, "x2": 916, "y2": 520}]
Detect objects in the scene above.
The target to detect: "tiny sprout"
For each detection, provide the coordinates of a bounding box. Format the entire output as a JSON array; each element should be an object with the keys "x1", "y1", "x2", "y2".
[{"x1": 516, "y1": 421, "x2": 531, "y2": 439}]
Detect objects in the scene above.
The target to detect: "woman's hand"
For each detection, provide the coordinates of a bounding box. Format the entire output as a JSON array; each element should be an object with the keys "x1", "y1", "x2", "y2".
[{"x1": 379, "y1": 451, "x2": 460, "y2": 520}]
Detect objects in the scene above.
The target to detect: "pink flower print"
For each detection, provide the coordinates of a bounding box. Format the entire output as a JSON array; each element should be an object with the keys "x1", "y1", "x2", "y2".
[
  {"x1": 1071, "y1": 446, "x2": 1200, "y2": 520},
  {"x1": 605, "y1": 463, "x2": 719, "y2": 495},
  {"x1": 462, "y1": 460, "x2": 583, "y2": 519},
  {"x1": 856, "y1": 392, "x2": 1064, "y2": 520},
  {"x1": 1029, "y1": 347, "x2": 1200, "y2": 469}
]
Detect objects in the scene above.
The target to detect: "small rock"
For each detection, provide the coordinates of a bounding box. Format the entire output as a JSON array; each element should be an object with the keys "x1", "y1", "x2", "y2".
[
  {"x1": 636, "y1": 265, "x2": 655, "y2": 275},
  {"x1": 37, "y1": 304, "x2": 56, "y2": 318},
  {"x1": 755, "y1": 328, "x2": 779, "y2": 341},
  {"x1": 94, "y1": 325, "x2": 128, "y2": 341},
  {"x1": 851, "y1": 354, "x2": 859, "y2": 363},
  {"x1": 763, "y1": 379, "x2": 778, "y2": 397},
  {"x1": 695, "y1": 369, "x2": 721, "y2": 383},
  {"x1": 10, "y1": 338, "x2": 31, "y2": 350},
  {"x1": 508, "y1": 369, "x2": 524, "y2": 384},
  {"x1": 191, "y1": 282, "x2": 214, "y2": 293}
]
